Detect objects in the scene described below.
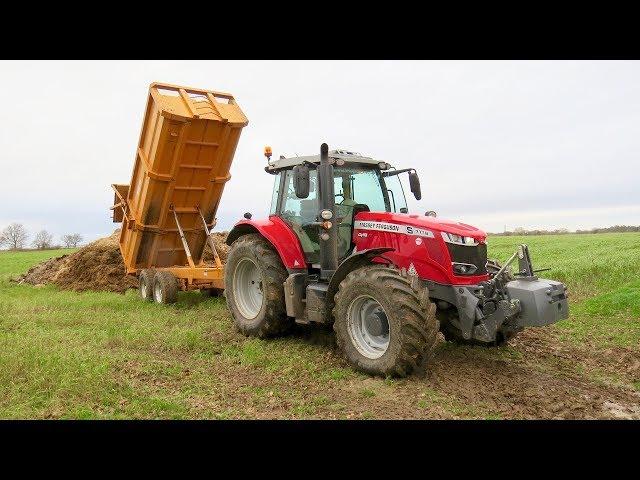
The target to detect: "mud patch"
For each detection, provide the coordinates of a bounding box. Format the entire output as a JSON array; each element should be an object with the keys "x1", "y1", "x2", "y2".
[
  {"x1": 246, "y1": 327, "x2": 640, "y2": 419},
  {"x1": 350, "y1": 331, "x2": 640, "y2": 419}
]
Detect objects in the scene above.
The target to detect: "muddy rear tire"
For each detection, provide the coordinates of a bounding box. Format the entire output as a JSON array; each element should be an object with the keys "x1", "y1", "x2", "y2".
[
  {"x1": 224, "y1": 234, "x2": 293, "y2": 338},
  {"x1": 333, "y1": 265, "x2": 439, "y2": 377},
  {"x1": 153, "y1": 271, "x2": 178, "y2": 304},
  {"x1": 139, "y1": 269, "x2": 155, "y2": 302}
]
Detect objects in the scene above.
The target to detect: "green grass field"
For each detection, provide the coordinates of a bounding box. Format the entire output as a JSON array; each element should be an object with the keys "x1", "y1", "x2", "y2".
[{"x1": 1, "y1": 233, "x2": 639, "y2": 419}]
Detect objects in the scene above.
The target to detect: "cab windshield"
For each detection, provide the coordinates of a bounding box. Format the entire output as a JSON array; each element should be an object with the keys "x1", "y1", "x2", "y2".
[{"x1": 333, "y1": 165, "x2": 407, "y2": 214}]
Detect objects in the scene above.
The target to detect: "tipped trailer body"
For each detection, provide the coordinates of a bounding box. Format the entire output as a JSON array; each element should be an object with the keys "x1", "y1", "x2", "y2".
[{"x1": 111, "y1": 82, "x2": 247, "y2": 298}]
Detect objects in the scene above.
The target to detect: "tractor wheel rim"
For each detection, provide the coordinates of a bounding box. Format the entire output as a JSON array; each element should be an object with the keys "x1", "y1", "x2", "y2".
[
  {"x1": 153, "y1": 282, "x2": 163, "y2": 303},
  {"x1": 233, "y1": 258, "x2": 263, "y2": 319},
  {"x1": 141, "y1": 280, "x2": 148, "y2": 298},
  {"x1": 347, "y1": 295, "x2": 390, "y2": 359}
]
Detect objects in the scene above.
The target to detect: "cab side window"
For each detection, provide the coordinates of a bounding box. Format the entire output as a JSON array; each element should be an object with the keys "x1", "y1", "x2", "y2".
[
  {"x1": 280, "y1": 169, "x2": 320, "y2": 262},
  {"x1": 269, "y1": 172, "x2": 282, "y2": 215},
  {"x1": 281, "y1": 169, "x2": 319, "y2": 224}
]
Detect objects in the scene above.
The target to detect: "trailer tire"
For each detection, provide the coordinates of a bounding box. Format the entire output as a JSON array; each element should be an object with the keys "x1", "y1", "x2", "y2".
[
  {"x1": 139, "y1": 269, "x2": 155, "y2": 302},
  {"x1": 153, "y1": 271, "x2": 178, "y2": 304},
  {"x1": 333, "y1": 265, "x2": 439, "y2": 377},
  {"x1": 224, "y1": 234, "x2": 292, "y2": 338}
]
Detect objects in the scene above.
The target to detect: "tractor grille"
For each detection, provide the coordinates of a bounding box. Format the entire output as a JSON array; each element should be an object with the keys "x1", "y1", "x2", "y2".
[{"x1": 446, "y1": 242, "x2": 487, "y2": 275}]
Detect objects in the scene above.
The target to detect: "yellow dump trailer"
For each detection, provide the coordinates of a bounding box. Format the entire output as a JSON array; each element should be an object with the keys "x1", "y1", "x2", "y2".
[{"x1": 111, "y1": 82, "x2": 248, "y2": 301}]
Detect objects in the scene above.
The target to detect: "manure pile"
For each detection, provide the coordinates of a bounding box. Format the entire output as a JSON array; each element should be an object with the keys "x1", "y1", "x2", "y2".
[{"x1": 17, "y1": 230, "x2": 229, "y2": 293}]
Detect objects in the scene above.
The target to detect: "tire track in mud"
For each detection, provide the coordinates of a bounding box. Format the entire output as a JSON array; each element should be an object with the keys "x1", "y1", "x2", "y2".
[
  {"x1": 337, "y1": 330, "x2": 640, "y2": 419},
  {"x1": 286, "y1": 327, "x2": 640, "y2": 419},
  {"x1": 106, "y1": 325, "x2": 640, "y2": 419}
]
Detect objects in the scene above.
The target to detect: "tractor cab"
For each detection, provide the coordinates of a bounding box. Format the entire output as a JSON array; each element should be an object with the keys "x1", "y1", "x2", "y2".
[{"x1": 266, "y1": 149, "x2": 422, "y2": 265}]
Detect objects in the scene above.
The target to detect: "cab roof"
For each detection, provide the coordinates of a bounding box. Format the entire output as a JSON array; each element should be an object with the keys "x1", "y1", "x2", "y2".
[{"x1": 266, "y1": 149, "x2": 392, "y2": 171}]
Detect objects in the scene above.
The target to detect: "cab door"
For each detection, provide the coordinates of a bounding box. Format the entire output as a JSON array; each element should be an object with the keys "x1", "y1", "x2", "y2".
[{"x1": 277, "y1": 169, "x2": 321, "y2": 264}]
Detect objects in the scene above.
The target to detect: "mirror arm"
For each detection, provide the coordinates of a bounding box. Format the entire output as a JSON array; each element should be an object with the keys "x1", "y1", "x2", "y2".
[{"x1": 382, "y1": 168, "x2": 414, "y2": 177}]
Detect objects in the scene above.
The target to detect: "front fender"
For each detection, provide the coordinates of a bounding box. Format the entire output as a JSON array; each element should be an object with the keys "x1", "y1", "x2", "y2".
[
  {"x1": 226, "y1": 216, "x2": 307, "y2": 271},
  {"x1": 326, "y1": 247, "x2": 394, "y2": 301}
]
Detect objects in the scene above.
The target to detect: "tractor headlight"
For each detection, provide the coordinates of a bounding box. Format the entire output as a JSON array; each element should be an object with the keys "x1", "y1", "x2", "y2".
[
  {"x1": 320, "y1": 209, "x2": 333, "y2": 220},
  {"x1": 441, "y1": 232, "x2": 478, "y2": 246}
]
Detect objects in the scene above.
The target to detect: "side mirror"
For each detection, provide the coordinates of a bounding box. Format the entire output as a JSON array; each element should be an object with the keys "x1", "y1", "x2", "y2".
[
  {"x1": 409, "y1": 171, "x2": 422, "y2": 200},
  {"x1": 293, "y1": 164, "x2": 310, "y2": 198}
]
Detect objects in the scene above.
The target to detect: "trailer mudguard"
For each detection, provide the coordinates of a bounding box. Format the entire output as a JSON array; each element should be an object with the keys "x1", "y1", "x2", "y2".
[{"x1": 226, "y1": 216, "x2": 307, "y2": 271}]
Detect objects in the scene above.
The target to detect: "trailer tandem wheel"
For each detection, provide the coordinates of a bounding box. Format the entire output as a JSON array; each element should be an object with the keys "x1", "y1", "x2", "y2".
[
  {"x1": 139, "y1": 269, "x2": 155, "y2": 302},
  {"x1": 152, "y1": 271, "x2": 178, "y2": 304}
]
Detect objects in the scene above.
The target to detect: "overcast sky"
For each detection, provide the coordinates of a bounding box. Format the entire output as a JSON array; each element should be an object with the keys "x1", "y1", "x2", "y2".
[{"x1": 1, "y1": 60, "x2": 638, "y2": 244}]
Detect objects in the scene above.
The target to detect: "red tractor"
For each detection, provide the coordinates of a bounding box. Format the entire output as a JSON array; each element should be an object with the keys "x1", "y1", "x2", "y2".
[{"x1": 224, "y1": 144, "x2": 569, "y2": 376}]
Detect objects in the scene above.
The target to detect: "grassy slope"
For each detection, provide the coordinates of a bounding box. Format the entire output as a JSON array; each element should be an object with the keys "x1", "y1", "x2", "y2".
[
  {"x1": 488, "y1": 233, "x2": 640, "y2": 348},
  {"x1": 0, "y1": 249, "x2": 74, "y2": 279},
  {"x1": 0, "y1": 234, "x2": 639, "y2": 419}
]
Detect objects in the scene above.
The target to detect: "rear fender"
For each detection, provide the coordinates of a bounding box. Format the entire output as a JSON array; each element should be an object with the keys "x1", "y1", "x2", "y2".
[
  {"x1": 326, "y1": 247, "x2": 395, "y2": 301},
  {"x1": 226, "y1": 216, "x2": 307, "y2": 271}
]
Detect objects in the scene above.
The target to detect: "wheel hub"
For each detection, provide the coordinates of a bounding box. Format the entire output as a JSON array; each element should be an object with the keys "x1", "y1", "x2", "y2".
[
  {"x1": 364, "y1": 310, "x2": 388, "y2": 337},
  {"x1": 347, "y1": 295, "x2": 390, "y2": 359},
  {"x1": 233, "y1": 258, "x2": 264, "y2": 319}
]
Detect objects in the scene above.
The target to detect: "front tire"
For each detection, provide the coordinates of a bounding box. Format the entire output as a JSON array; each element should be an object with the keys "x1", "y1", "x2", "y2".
[
  {"x1": 333, "y1": 265, "x2": 439, "y2": 377},
  {"x1": 224, "y1": 234, "x2": 293, "y2": 337}
]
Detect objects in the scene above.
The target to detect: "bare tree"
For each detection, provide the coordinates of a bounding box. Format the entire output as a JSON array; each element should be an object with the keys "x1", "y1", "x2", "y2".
[
  {"x1": 0, "y1": 223, "x2": 29, "y2": 249},
  {"x1": 61, "y1": 233, "x2": 83, "y2": 248},
  {"x1": 32, "y1": 230, "x2": 53, "y2": 250}
]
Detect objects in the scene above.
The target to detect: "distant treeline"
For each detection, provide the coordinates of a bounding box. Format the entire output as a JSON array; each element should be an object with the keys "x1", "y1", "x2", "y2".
[{"x1": 492, "y1": 225, "x2": 640, "y2": 236}]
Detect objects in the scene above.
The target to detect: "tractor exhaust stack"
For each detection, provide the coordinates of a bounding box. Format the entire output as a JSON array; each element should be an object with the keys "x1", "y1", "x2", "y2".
[{"x1": 318, "y1": 143, "x2": 338, "y2": 280}]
